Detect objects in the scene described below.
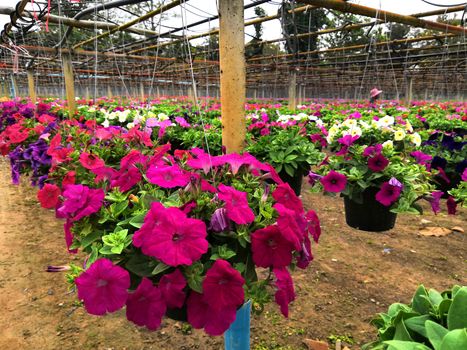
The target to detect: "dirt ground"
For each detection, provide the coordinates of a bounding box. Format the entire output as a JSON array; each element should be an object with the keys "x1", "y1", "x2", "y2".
[{"x1": 0, "y1": 160, "x2": 465, "y2": 350}]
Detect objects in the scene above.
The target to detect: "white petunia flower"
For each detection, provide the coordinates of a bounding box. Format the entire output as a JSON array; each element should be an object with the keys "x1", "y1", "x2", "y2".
[{"x1": 394, "y1": 129, "x2": 406, "y2": 141}]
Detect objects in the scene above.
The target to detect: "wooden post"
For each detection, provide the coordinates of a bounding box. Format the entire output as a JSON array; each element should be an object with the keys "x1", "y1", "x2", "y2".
[
  {"x1": 107, "y1": 85, "x2": 113, "y2": 98},
  {"x1": 219, "y1": 0, "x2": 246, "y2": 153},
  {"x1": 85, "y1": 86, "x2": 90, "y2": 100},
  {"x1": 62, "y1": 56, "x2": 76, "y2": 115},
  {"x1": 253, "y1": 89, "x2": 257, "y2": 101},
  {"x1": 156, "y1": 86, "x2": 161, "y2": 98},
  {"x1": 140, "y1": 82, "x2": 145, "y2": 101},
  {"x1": 288, "y1": 71, "x2": 297, "y2": 110},
  {"x1": 27, "y1": 70, "x2": 37, "y2": 104}
]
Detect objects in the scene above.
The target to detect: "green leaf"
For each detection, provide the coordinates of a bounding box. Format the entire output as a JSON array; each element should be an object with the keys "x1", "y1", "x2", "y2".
[
  {"x1": 404, "y1": 315, "x2": 431, "y2": 338},
  {"x1": 151, "y1": 262, "x2": 171, "y2": 276},
  {"x1": 129, "y1": 213, "x2": 146, "y2": 228},
  {"x1": 284, "y1": 164, "x2": 295, "y2": 177},
  {"x1": 439, "y1": 329, "x2": 467, "y2": 350},
  {"x1": 384, "y1": 340, "x2": 432, "y2": 350},
  {"x1": 80, "y1": 231, "x2": 101, "y2": 248},
  {"x1": 394, "y1": 319, "x2": 414, "y2": 341},
  {"x1": 125, "y1": 253, "x2": 156, "y2": 277},
  {"x1": 425, "y1": 320, "x2": 449, "y2": 350},
  {"x1": 447, "y1": 287, "x2": 467, "y2": 330},
  {"x1": 428, "y1": 289, "x2": 444, "y2": 308},
  {"x1": 412, "y1": 285, "x2": 431, "y2": 315}
]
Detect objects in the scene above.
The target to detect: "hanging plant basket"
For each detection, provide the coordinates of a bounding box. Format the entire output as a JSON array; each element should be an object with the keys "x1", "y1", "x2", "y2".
[{"x1": 344, "y1": 187, "x2": 397, "y2": 232}]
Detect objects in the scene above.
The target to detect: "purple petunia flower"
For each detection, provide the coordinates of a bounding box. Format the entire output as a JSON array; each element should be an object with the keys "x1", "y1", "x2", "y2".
[
  {"x1": 375, "y1": 181, "x2": 402, "y2": 206},
  {"x1": 368, "y1": 153, "x2": 389, "y2": 172},
  {"x1": 320, "y1": 170, "x2": 347, "y2": 192}
]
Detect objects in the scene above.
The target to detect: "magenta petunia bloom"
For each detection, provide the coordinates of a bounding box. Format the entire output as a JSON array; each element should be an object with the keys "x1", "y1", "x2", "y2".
[
  {"x1": 79, "y1": 152, "x2": 106, "y2": 170},
  {"x1": 462, "y1": 168, "x2": 467, "y2": 182},
  {"x1": 133, "y1": 203, "x2": 208, "y2": 266},
  {"x1": 272, "y1": 183, "x2": 303, "y2": 214},
  {"x1": 338, "y1": 134, "x2": 359, "y2": 147},
  {"x1": 320, "y1": 170, "x2": 347, "y2": 192},
  {"x1": 363, "y1": 144, "x2": 383, "y2": 157},
  {"x1": 375, "y1": 181, "x2": 402, "y2": 206},
  {"x1": 217, "y1": 184, "x2": 255, "y2": 225},
  {"x1": 187, "y1": 149, "x2": 221, "y2": 174},
  {"x1": 64, "y1": 219, "x2": 78, "y2": 254},
  {"x1": 126, "y1": 278, "x2": 166, "y2": 330},
  {"x1": 37, "y1": 183, "x2": 61, "y2": 209},
  {"x1": 428, "y1": 191, "x2": 444, "y2": 214},
  {"x1": 92, "y1": 166, "x2": 117, "y2": 184},
  {"x1": 111, "y1": 166, "x2": 141, "y2": 192},
  {"x1": 57, "y1": 185, "x2": 105, "y2": 222},
  {"x1": 187, "y1": 291, "x2": 237, "y2": 336},
  {"x1": 75, "y1": 258, "x2": 130, "y2": 316},
  {"x1": 273, "y1": 267, "x2": 295, "y2": 318},
  {"x1": 159, "y1": 269, "x2": 186, "y2": 309},
  {"x1": 216, "y1": 152, "x2": 269, "y2": 175},
  {"x1": 146, "y1": 164, "x2": 191, "y2": 188},
  {"x1": 273, "y1": 203, "x2": 303, "y2": 251},
  {"x1": 296, "y1": 234, "x2": 313, "y2": 269},
  {"x1": 251, "y1": 225, "x2": 294, "y2": 268},
  {"x1": 305, "y1": 209, "x2": 321, "y2": 243},
  {"x1": 410, "y1": 151, "x2": 432, "y2": 166},
  {"x1": 367, "y1": 153, "x2": 389, "y2": 172},
  {"x1": 202, "y1": 259, "x2": 245, "y2": 310}
]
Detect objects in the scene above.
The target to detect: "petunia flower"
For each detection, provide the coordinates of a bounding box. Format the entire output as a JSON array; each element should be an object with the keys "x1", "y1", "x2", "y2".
[
  {"x1": 146, "y1": 164, "x2": 191, "y2": 188},
  {"x1": 62, "y1": 171, "x2": 76, "y2": 186},
  {"x1": 217, "y1": 184, "x2": 255, "y2": 225},
  {"x1": 428, "y1": 191, "x2": 444, "y2": 214},
  {"x1": 37, "y1": 183, "x2": 61, "y2": 209},
  {"x1": 126, "y1": 277, "x2": 166, "y2": 330},
  {"x1": 410, "y1": 151, "x2": 432, "y2": 167},
  {"x1": 79, "y1": 152, "x2": 106, "y2": 170},
  {"x1": 133, "y1": 202, "x2": 208, "y2": 266},
  {"x1": 363, "y1": 144, "x2": 383, "y2": 157},
  {"x1": 159, "y1": 269, "x2": 186, "y2": 309},
  {"x1": 202, "y1": 259, "x2": 245, "y2": 310},
  {"x1": 375, "y1": 181, "x2": 402, "y2": 206},
  {"x1": 209, "y1": 208, "x2": 230, "y2": 232},
  {"x1": 273, "y1": 267, "x2": 295, "y2": 318},
  {"x1": 251, "y1": 225, "x2": 294, "y2": 268},
  {"x1": 75, "y1": 258, "x2": 130, "y2": 316},
  {"x1": 273, "y1": 203, "x2": 303, "y2": 251},
  {"x1": 272, "y1": 183, "x2": 303, "y2": 214},
  {"x1": 57, "y1": 185, "x2": 105, "y2": 222},
  {"x1": 111, "y1": 166, "x2": 141, "y2": 192},
  {"x1": 462, "y1": 168, "x2": 467, "y2": 182},
  {"x1": 187, "y1": 291, "x2": 237, "y2": 336},
  {"x1": 320, "y1": 170, "x2": 347, "y2": 192},
  {"x1": 367, "y1": 153, "x2": 389, "y2": 172}
]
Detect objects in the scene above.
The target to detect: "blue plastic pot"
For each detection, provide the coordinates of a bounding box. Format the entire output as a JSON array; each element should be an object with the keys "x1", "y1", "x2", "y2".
[{"x1": 224, "y1": 301, "x2": 252, "y2": 350}]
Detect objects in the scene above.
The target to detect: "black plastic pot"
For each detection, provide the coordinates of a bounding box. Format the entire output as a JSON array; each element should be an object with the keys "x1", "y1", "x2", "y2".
[
  {"x1": 165, "y1": 306, "x2": 188, "y2": 322},
  {"x1": 278, "y1": 170, "x2": 304, "y2": 196},
  {"x1": 344, "y1": 187, "x2": 397, "y2": 232}
]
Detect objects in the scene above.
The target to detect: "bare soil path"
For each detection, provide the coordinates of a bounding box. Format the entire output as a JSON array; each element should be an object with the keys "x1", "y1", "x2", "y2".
[{"x1": 0, "y1": 161, "x2": 465, "y2": 350}]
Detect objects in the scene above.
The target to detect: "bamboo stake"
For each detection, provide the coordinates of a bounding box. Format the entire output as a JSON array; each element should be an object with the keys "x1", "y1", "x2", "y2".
[
  {"x1": 300, "y1": 0, "x2": 467, "y2": 35},
  {"x1": 72, "y1": 0, "x2": 182, "y2": 50},
  {"x1": 219, "y1": 0, "x2": 246, "y2": 153},
  {"x1": 288, "y1": 71, "x2": 297, "y2": 110}
]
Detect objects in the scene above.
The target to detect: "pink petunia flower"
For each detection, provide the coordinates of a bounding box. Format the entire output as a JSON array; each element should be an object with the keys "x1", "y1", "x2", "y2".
[
  {"x1": 375, "y1": 181, "x2": 402, "y2": 206},
  {"x1": 187, "y1": 291, "x2": 237, "y2": 336},
  {"x1": 79, "y1": 152, "x2": 106, "y2": 170},
  {"x1": 251, "y1": 225, "x2": 294, "y2": 268},
  {"x1": 159, "y1": 269, "x2": 186, "y2": 309},
  {"x1": 62, "y1": 171, "x2": 76, "y2": 186},
  {"x1": 305, "y1": 209, "x2": 321, "y2": 243},
  {"x1": 462, "y1": 168, "x2": 467, "y2": 182},
  {"x1": 64, "y1": 219, "x2": 78, "y2": 254},
  {"x1": 273, "y1": 203, "x2": 304, "y2": 251},
  {"x1": 202, "y1": 259, "x2": 245, "y2": 310},
  {"x1": 111, "y1": 166, "x2": 141, "y2": 192},
  {"x1": 363, "y1": 144, "x2": 383, "y2": 157},
  {"x1": 217, "y1": 184, "x2": 255, "y2": 225},
  {"x1": 57, "y1": 185, "x2": 105, "y2": 222},
  {"x1": 37, "y1": 183, "x2": 61, "y2": 209},
  {"x1": 272, "y1": 183, "x2": 303, "y2": 214},
  {"x1": 367, "y1": 153, "x2": 389, "y2": 172},
  {"x1": 146, "y1": 165, "x2": 191, "y2": 188},
  {"x1": 273, "y1": 267, "x2": 295, "y2": 318},
  {"x1": 320, "y1": 170, "x2": 347, "y2": 192},
  {"x1": 126, "y1": 277, "x2": 166, "y2": 330},
  {"x1": 428, "y1": 191, "x2": 444, "y2": 214},
  {"x1": 133, "y1": 202, "x2": 208, "y2": 266},
  {"x1": 75, "y1": 258, "x2": 130, "y2": 315}
]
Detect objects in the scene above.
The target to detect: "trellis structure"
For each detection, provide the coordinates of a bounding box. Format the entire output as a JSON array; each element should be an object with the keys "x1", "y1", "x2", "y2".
[{"x1": 1, "y1": 0, "x2": 466, "y2": 105}]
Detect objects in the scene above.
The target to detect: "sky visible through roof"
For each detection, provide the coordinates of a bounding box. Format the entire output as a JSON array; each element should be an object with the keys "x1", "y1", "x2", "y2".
[{"x1": 0, "y1": 0, "x2": 462, "y2": 45}]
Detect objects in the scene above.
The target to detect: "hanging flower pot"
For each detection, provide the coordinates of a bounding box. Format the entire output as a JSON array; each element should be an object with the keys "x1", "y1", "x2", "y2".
[{"x1": 344, "y1": 187, "x2": 397, "y2": 232}]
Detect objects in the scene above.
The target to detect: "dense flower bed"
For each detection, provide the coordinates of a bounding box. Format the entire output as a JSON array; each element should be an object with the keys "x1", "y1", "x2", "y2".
[{"x1": 0, "y1": 97, "x2": 465, "y2": 335}]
